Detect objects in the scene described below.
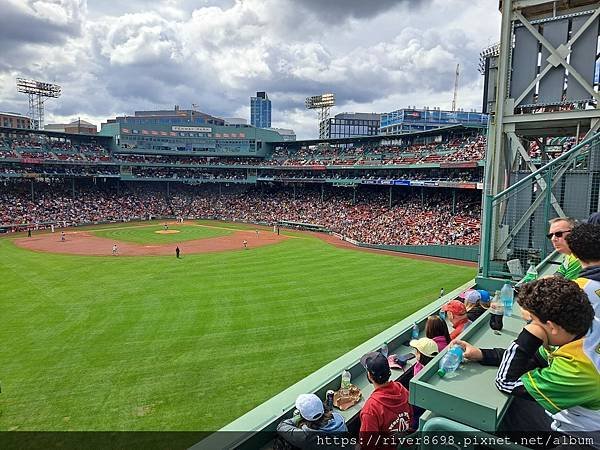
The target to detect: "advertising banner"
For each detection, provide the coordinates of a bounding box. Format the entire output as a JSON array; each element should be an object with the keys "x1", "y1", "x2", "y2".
[{"x1": 172, "y1": 126, "x2": 212, "y2": 132}]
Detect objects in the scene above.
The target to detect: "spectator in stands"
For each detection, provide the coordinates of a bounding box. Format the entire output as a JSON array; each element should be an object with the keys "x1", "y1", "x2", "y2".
[
  {"x1": 409, "y1": 338, "x2": 439, "y2": 376},
  {"x1": 276, "y1": 393, "x2": 347, "y2": 449},
  {"x1": 359, "y1": 351, "x2": 412, "y2": 449},
  {"x1": 463, "y1": 289, "x2": 490, "y2": 322},
  {"x1": 455, "y1": 278, "x2": 599, "y2": 441},
  {"x1": 547, "y1": 217, "x2": 582, "y2": 280},
  {"x1": 441, "y1": 300, "x2": 471, "y2": 340},
  {"x1": 587, "y1": 212, "x2": 600, "y2": 225},
  {"x1": 425, "y1": 315, "x2": 451, "y2": 352},
  {"x1": 566, "y1": 222, "x2": 600, "y2": 328}
]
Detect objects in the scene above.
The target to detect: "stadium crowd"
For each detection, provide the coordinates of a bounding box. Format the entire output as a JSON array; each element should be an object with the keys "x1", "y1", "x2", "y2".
[
  {"x1": 170, "y1": 185, "x2": 481, "y2": 246},
  {"x1": 1, "y1": 181, "x2": 480, "y2": 246},
  {"x1": 268, "y1": 134, "x2": 486, "y2": 166},
  {"x1": 1, "y1": 133, "x2": 488, "y2": 168},
  {"x1": 0, "y1": 181, "x2": 169, "y2": 227}
]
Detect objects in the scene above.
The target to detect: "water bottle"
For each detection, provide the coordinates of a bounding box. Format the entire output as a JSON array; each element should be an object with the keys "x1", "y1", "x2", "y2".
[
  {"x1": 411, "y1": 323, "x2": 419, "y2": 340},
  {"x1": 439, "y1": 310, "x2": 447, "y2": 321},
  {"x1": 521, "y1": 263, "x2": 538, "y2": 283},
  {"x1": 381, "y1": 341, "x2": 389, "y2": 358},
  {"x1": 340, "y1": 369, "x2": 351, "y2": 396},
  {"x1": 437, "y1": 345, "x2": 464, "y2": 378},
  {"x1": 500, "y1": 283, "x2": 514, "y2": 316}
]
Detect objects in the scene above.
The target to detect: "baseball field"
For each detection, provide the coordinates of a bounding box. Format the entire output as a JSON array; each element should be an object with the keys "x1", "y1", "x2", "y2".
[{"x1": 0, "y1": 220, "x2": 476, "y2": 431}]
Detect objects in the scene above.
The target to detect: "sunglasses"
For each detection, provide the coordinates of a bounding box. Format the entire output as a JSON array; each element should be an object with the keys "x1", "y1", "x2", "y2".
[{"x1": 546, "y1": 230, "x2": 571, "y2": 239}]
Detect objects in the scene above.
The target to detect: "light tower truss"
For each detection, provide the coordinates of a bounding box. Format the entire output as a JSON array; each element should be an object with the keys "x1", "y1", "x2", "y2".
[
  {"x1": 16, "y1": 78, "x2": 62, "y2": 130},
  {"x1": 305, "y1": 93, "x2": 335, "y2": 139}
]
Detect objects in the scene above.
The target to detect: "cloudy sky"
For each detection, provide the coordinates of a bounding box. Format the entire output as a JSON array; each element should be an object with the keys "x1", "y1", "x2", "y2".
[{"x1": 0, "y1": 0, "x2": 501, "y2": 139}]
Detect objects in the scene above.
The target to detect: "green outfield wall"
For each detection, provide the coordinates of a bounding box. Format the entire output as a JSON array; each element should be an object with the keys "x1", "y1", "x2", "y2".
[{"x1": 358, "y1": 243, "x2": 479, "y2": 262}]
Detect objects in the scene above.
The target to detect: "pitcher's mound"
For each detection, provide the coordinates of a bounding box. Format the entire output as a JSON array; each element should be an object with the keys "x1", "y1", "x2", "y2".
[{"x1": 155, "y1": 230, "x2": 180, "y2": 234}]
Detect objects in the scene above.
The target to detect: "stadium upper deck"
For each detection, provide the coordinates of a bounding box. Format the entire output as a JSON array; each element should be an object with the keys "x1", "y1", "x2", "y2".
[
  {"x1": 1, "y1": 125, "x2": 489, "y2": 189},
  {"x1": 0, "y1": 124, "x2": 572, "y2": 191}
]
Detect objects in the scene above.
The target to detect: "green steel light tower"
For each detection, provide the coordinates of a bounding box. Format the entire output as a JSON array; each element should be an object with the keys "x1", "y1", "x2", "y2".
[{"x1": 479, "y1": 0, "x2": 600, "y2": 285}]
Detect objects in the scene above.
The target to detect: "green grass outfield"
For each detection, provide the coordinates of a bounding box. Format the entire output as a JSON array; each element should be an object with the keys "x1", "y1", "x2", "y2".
[
  {"x1": 0, "y1": 221, "x2": 475, "y2": 431},
  {"x1": 92, "y1": 223, "x2": 233, "y2": 244}
]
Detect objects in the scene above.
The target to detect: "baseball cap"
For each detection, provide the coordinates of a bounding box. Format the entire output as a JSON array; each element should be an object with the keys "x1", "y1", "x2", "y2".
[
  {"x1": 360, "y1": 351, "x2": 391, "y2": 383},
  {"x1": 441, "y1": 300, "x2": 467, "y2": 315},
  {"x1": 458, "y1": 289, "x2": 476, "y2": 300},
  {"x1": 476, "y1": 289, "x2": 491, "y2": 303},
  {"x1": 464, "y1": 290, "x2": 481, "y2": 304},
  {"x1": 410, "y1": 338, "x2": 439, "y2": 358},
  {"x1": 295, "y1": 393, "x2": 324, "y2": 421}
]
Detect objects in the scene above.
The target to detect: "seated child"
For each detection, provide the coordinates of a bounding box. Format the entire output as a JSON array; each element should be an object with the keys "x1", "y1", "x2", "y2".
[
  {"x1": 463, "y1": 289, "x2": 490, "y2": 321},
  {"x1": 409, "y1": 337, "x2": 439, "y2": 376},
  {"x1": 441, "y1": 300, "x2": 472, "y2": 339},
  {"x1": 425, "y1": 315, "x2": 451, "y2": 352}
]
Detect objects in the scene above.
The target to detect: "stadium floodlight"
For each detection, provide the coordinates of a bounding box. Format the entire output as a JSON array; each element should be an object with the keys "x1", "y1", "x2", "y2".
[
  {"x1": 478, "y1": 43, "x2": 500, "y2": 75},
  {"x1": 305, "y1": 93, "x2": 335, "y2": 109},
  {"x1": 16, "y1": 78, "x2": 62, "y2": 130},
  {"x1": 305, "y1": 93, "x2": 335, "y2": 139}
]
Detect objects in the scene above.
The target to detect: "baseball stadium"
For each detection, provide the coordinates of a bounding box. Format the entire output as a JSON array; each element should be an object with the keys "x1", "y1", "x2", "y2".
[{"x1": 2, "y1": 1, "x2": 600, "y2": 449}]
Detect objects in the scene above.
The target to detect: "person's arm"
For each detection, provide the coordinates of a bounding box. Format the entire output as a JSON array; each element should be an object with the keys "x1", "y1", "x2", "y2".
[
  {"x1": 359, "y1": 410, "x2": 380, "y2": 434},
  {"x1": 276, "y1": 417, "x2": 309, "y2": 449},
  {"x1": 359, "y1": 410, "x2": 383, "y2": 449},
  {"x1": 494, "y1": 326, "x2": 546, "y2": 398},
  {"x1": 480, "y1": 348, "x2": 506, "y2": 366}
]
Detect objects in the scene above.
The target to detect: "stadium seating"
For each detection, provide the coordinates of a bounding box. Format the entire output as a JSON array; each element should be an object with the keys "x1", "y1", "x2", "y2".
[{"x1": 0, "y1": 181, "x2": 481, "y2": 246}]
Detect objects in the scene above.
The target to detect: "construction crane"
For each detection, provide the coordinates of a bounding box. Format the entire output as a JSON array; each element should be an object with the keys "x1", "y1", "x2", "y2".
[{"x1": 451, "y1": 64, "x2": 460, "y2": 112}]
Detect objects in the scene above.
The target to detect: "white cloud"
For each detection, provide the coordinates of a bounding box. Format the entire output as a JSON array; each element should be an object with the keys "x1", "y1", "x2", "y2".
[{"x1": 0, "y1": 0, "x2": 500, "y2": 139}]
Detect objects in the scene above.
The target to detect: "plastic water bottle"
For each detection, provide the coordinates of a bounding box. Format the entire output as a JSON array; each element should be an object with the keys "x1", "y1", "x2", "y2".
[
  {"x1": 522, "y1": 263, "x2": 538, "y2": 283},
  {"x1": 500, "y1": 283, "x2": 514, "y2": 316},
  {"x1": 439, "y1": 310, "x2": 447, "y2": 321},
  {"x1": 437, "y1": 345, "x2": 464, "y2": 378},
  {"x1": 381, "y1": 341, "x2": 389, "y2": 358},
  {"x1": 411, "y1": 323, "x2": 419, "y2": 340},
  {"x1": 341, "y1": 369, "x2": 351, "y2": 395}
]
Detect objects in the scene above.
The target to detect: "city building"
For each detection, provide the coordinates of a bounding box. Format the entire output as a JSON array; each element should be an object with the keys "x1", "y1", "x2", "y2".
[
  {"x1": 100, "y1": 107, "x2": 285, "y2": 157},
  {"x1": 250, "y1": 92, "x2": 271, "y2": 128},
  {"x1": 380, "y1": 108, "x2": 488, "y2": 134},
  {"x1": 224, "y1": 118, "x2": 248, "y2": 125},
  {"x1": 45, "y1": 119, "x2": 97, "y2": 134},
  {"x1": 0, "y1": 111, "x2": 31, "y2": 129},
  {"x1": 323, "y1": 112, "x2": 380, "y2": 139},
  {"x1": 105, "y1": 105, "x2": 225, "y2": 127},
  {"x1": 265, "y1": 127, "x2": 296, "y2": 141}
]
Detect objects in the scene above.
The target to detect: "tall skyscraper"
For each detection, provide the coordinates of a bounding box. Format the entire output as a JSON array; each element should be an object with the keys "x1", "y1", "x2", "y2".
[{"x1": 250, "y1": 91, "x2": 271, "y2": 128}]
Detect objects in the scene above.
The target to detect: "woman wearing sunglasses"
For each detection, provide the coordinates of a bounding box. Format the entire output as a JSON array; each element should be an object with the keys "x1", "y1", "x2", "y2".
[{"x1": 547, "y1": 217, "x2": 582, "y2": 280}]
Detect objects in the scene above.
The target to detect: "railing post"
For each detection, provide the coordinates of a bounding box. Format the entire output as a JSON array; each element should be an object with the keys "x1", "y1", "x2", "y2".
[
  {"x1": 481, "y1": 194, "x2": 494, "y2": 278},
  {"x1": 541, "y1": 167, "x2": 554, "y2": 261}
]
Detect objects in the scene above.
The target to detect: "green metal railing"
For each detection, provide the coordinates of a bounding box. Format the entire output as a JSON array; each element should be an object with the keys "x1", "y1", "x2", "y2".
[{"x1": 480, "y1": 132, "x2": 600, "y2": 279}]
